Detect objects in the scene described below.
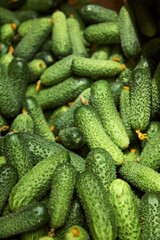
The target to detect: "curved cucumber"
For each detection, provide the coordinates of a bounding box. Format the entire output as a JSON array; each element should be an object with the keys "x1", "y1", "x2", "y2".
[{"x1": 10, "y1": 113, "x2": 34, "y2": 133}]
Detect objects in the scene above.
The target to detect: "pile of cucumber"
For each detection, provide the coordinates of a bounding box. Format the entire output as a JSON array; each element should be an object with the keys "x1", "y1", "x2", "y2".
[{"x1": 0, "y1": 0, "x2": 160, "y2": 239}]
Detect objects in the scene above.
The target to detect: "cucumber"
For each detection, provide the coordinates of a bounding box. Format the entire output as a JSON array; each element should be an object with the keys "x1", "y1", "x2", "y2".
[
  {"x1": 0, "y1": 203, "x2": 48, "y2": 238},
  {"x1": 34, "y1": 51, "x2": 55, "y2": 67},
  {"x1": 109, "y1": 45, "x2": 124, "y2": 64},
  {"x1": 123, "y1": 150, "x2": 137, "y2": 162},
  {"x1": 141, "y1": 121, "x2": 160, "y2": 148},
  {"x1": 130, "y1": 59, "x2": 151, "y2": 131},
  {"x1": 84, "y1": 22, "x2": 120, "y2": 45},
  {"x1": 9, "y1": 151, "x2": 69, "y2": 211},
  {"x1": 53, "y1": 87, "x2": 91, "y2": 135},
  {"x1": 0, "y1": 114, "x2": 7, "y2": 128},
  {"x1": 109, "y1": 179, "x2": 141, "y2": 240},
  {"x1": 67, "y1": 17, "x2": 87, "y2": 56},
  {"x1": 76, "y1": 171, "x2": 115, "y2": 240},
  {"x1": 0, "y1": 156, "x2": 6, "y2": 167},
  {"x1": 0, "y1": 0, "x2": 24, "y2": 10},
  {"x1": 118, "y1": 5, "x2": 141, "y2": 58},
  {"x1": 0, "y1": 164, "x2": 17, "y2": 214},
  {"x1": 64, "y1": 225, "x2": 90, "y2": 240},
  {"x1": 58, "y1": 127, "x2": 85, "y2": 150},
  {"x1": 14, "y1": 18, "x2": 52, "y2": 61},
  {"x1": 28, "y1": 59, "x2": 47, "y2": 83},
  {"x1": 91, "y1": 80, "x2": 129, "y2": 149},
  {"x1": 40, "y1": 54, "x2": 81, "y2": 87},
  {"x1": 0, "y1": 53, "x2": 14, "y2": 68},
  {"x1": 74, "y1": 105, "x2": 124, "y2": 166},
  {"x1": 0, "y1": 42, "x2": 10, "y2": 57},
  {"x1": 0, "y1": 23, "x2": 16, "y2": 44},
  {"x1": 31, "y1": 76, "x2": 92, "y2": 110},
  {"x1": 21, "y1": 226, "x2": 49, "y2": 240},
  {"x1": 141, "y1": 37, "x2": 160, "y2": 60},
  {"x1": 86, "y1": 148, "x2": 116, "y2": 193},
  {"x1": 10, "y1": 113, "x2": 34, "y2": 133},
  {"x1": 21, "y1": 0, "x2": 53, "y2": 13},
  {"x1": 23, "y1": 97, "x2": 55, "y2": 141},
  {"x1": 141, "y1": 192, "x2": 160, "y2": 240},
  {"x1": 118, "y1": 59, "x2": 134, "y2": 83},
  {"x1": 52, "y1": 11, "x2": 71, "y2": 58},
  {"x1": 80, "y1": 3, "x2": 118, "y2": 24},
  {"x1": 25, "y1": 83, "x2": 44, "y2": 99},
  {"x1": 47, "y1": 106, "x2": 69, "y2": 128},
  {"x1": 49, "y1": 163, "x2": 76, "y2": 229},
  {"x1": 91, "y1": 45, "x2": 110, "y2": 60},
  {"x1": 15, "y1": 10, "x2": 40, "y2": 22},
  {"x1": 0, "y1": 136, "x2": 4, "y2": 156},
  {"x1": 72, "y1": 58, "x2": 123, "y2": 79},
  {"x1": 151, "y1": 62, "x2": 160, "y2": 120},
  {"x1": 18, "y1": 18, "x2": 39, "y2": 37},
  {"x1": 119, "y1": 161, "x2": 160, "y2": 193},
  {"x1": 40, "y1": 38, "x2": 53, "y2": 52},
  {"x1": 0, "y1": 7, "x2": 20, "y2": 25},
  {"x1": 110, "y1": 80, "x2": 125, "y2": 106}
]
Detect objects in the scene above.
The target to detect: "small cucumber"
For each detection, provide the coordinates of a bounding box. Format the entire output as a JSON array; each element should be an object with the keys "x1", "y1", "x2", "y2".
[
  {"x1": 40, "y1": 38, "x2": 53, "y2": 52},
  {"x1": 151, "y1": 62, "x2": 160, "y2": 120},
  {"x1": 109, "y1": 45, "x2": 124, "y2": 64},
  {"x1": 28, "y1": 59, "x2": 47, "y2": 83},
  {"x1": 0, "y1": 23, "x2": 17, "y2": 44},
  {"x1": 0, "y1": 53, "x2": 14, "y2": 68},
  {"x1": 49, "y1": 163, "x2": 76, "y2": 229},
  {"x1": 10, "y1": 113, "x2": 34, "y2": 133},
  {"x1": 0, "y1": 7, "x2": 20, "y2": 25},
  {"x1": 64, "y1": 225, "x2": 90, "y2": 240},
  {"x1": 21, "y1": 0, "x2": 53, "y2": 13},
  {"x1": 15, "y1": 9, "x2": 40, "y2": 22},
  {"x1": 0, "y1": 42, "x2": 10, "y2": 57},
  {"x1": 91, "y1": 45, "x2": 110, "y2": 60},
  {"x1": 21, "y1": 226, "x2": 49, "y2": 240},
  {"x1": 110, "y1": 80, "x2": 125, "y2": 106},
  {"x1": 141, "y1": 37, "x2": 160, "y2": 60},
  {"x1": 47, "y1": 105, "x2": 69, "y2": 128},
  {"x1": 18, "y1": 18, "x2": 39, "y2": 37},
  {"x1": 141, "y1": 121, "x2": 160, "y2": 148},
  {"x1": 34, "y1": 51, "x2": 55, "y2": 67}
]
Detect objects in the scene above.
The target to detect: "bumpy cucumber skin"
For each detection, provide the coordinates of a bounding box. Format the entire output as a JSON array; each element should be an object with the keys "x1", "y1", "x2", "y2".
[
  {"x1": 77, "y1": 171, "x2": 115, "y2": 240},
  {"x1": 0, "y1": 164, "x2": 17, "y2": 214},
  {"x1": 0, "y1": 23, "x2": 16, "y2": 44},
  {"x1": 10, "y1": 113, "x2": 34, "y2": 133},
  {"x1": 18, "y1": 18, "x2": 39, "y2": 37},
  {"x1": 91, "y1": 45, "x2": 110, "y2": 60},
  {"x1": 130, "y1": 59, "x2": 151, "y2": 131},
  {"x1": 52, "y1": 11, "x2": 71, "y2": 58},
  {"x1": 28, "y1": 59, "x2": 46, "y2": 83},
  {"x1": 72, "y1": 58, "x2": 122, "y2": 79},
  {"x1": 110, "y1": 179, "x2": 141, "y2": 240},
  {"x1": 4, "y1": 133, "x2": 33, "y2": 179},
  {"x1": 21, "y1": 0, "x2": 53, "y2": 13},
  {"x1": 141, "y1": 121, "x2": 160, "y2": 148},
  {"x1": 47, "y1": 106, "x2": 69, "y2": 128},
  {"x1": 75, "y1": 105, "x2": 124, "y2": 166},
  {"x1": 41, "y1": 54, "x2": 81, "y2": 87},
  {"x1": 86, "y1": 148, "x2": 116, "y2": 193},
  {"x1": 119, "y1": 5, "x2": 141, "y2": 58},
  {"x1": 0, "y1": 53, "x2": 14, "y2": 68},
  {"x1": 141, "y1": 192, "x2": 160, "y2": 240},
  {"x1": 23, "y1": 97, "x2": 55, "y2": 141},
  {"x1": 21, "y1": 225, "x2": 49, "y2": 240},
  {"x1": 152, "y1": 62, "x2": 160, "y2": 120},
  {"x1": 0, "y1": 203, "x2": 48, "y2": 238},
  {"x1": 91, "y1": 80, "x2": 129, "y2": 149},
  {"x1": 67, "y1": 17, "x2": 87, "y2": 56},
  {"x1": 32, "y1": 76, "x2": 92, "y2": 110},
  {"x1": 80, "y1": 3, "x2": 118, "y2": 24},
  {"x1": 64, "y1": 225, "x2": 90, "y2": 240},
  {"x1": 15, "y1": 9, "x2": 40, "y2": 22},
  {"x1": 14, "y1": 18, "x2": 52, "y2": 61},
  {"x1": 84, "y1": 22, "x2": 120, "y2": 45},
  {"x1": 49, "y1": 163, "x2": 76, "y2": 229},
  {"x1": 109, "y1": 45, "x2": 124, "y2": 64},
  {"x1": 34, "y1": 51, "x2": 55, "y2": 67},
  {"x1": 9, "y1": 151, "x2": 69, "y2": 211},
  {"x1": 119, "y1": 161, "x2": 160, "y2": 193},
  {"x1": 140, "y1": 131, "x2": 160, "y2": 170},
  {"x1": 110, "y1": 80, "x2": 125, "y2": 106},
  {"x1": 0, "y1": 7, "x2": 20, "y2": 25}
]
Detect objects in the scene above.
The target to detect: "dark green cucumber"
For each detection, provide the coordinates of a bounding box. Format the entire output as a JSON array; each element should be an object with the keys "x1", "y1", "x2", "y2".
[
  {"x1": 40, "y1": 38, "x2": 53, "y2": 52},
  {"x1": 34, "y1": 51, "x2": 55, "y2": 67},
  {"x1": 10, "y1": 113, "x2": 34, "y2": 133},
  {"x1": 4, "y1": 132, "x2": 33, "y2": 179},
  {"x1": 21, "y1": 225, "x2": 49, "y2": 240},
  {"x1": 109, "y1": 45, "x2": 124, "y2": 64},
  {"x1": 110, "y1": 80, "x2": 125, "y2": 106},
  {"x1": 141, "y1": 121, "x2": 160, "y2": 148},
  {"x1": 118, "y1": 4, "x2": 141, "y2": 58},
  {"x1": 47, "y1": 105, "x2": 69, "y2": 128},
  {"x1": 141, "y1": 192, "x2": 160, "y2": 240},
  {"x1": 15, "y1": 9, "x2": 40, "y2": 22},
  {"x1": 151, "y1": 62, "x2": 160, "y2": 120},
  {"x1": 49, "y1": 163, "x2": 76, "y2": 229},
  {"x1": 64, "y1": 225, "x2": 90, "y2": 240},
  {"x1": 0, "y1": 164, "x2": 17, "y2": 214},
  {"x1": 67, "y1": 17, "x2": 87, "y2": 56},
  {"x1": 76, "y1": 171, "x2": 115, "y2": 240},
  {"x1": 9, "y1": 151, "x2": 69, "y2": 211},
  {"x1": 141, "y1": 38, "x2": 160, "y2": 60},
  {"x1": 80, "y1": 3, "x2": 118, "y2": 24},
  {"x1": 21, "y1": 0, "x2": 53, "y2": 13},
  {"x1": 0, "y1": 114, "x2": 7, "y2": 128},
  {"x1": 0, "y1": 42, "x2": 10, "y2": 57},
  {"x1": 84, "y1": 22, "x2": 120, "y2": 45},
  {"x1": 110, "y1": 179, "x2": 141, "y2": 240},
  {"x1": 72, "y1": 58, "x2": 123, "y2": 79},
  {"x1": 0, "y1": 7, "x2": 20, "y2": 25},
  {"x1": 18, "y1": 18, "x2": 39, "y2": 37},
  {"x1": 119, "y1": 161, "x2": 160, "y2": 193},
  {"x1": 74, "y1": 105, "x2": 124, "y2": 166},
  {"x1": 130, "y1": 59, "x2": 151, "y2": 131},
  {"x1": 118, "y1": 59, "x2": 134, "y2": 83},
  {"x1": 52, "y1": 11, "x2": 71, "y2": 58},
  {"x1": 91, "y1": 80, "x2": 129, "y2": 149},
  {"x1": 14, "y1": 18, "x2": 52, "y2": 61},
  {"x1": 0, "y1": 23, "x2": 16, "y2": 44},
  {"x1": 0, "y1": 203, "x2": 48, "y2": 238},
  {"x1": 86, "y1": 148, "x2": 116, "y2": 193},
  {"x1": 28, "y1": 59, "x2": 47, "y2": 83},
  {"x1": 91, "y1": 45, "x2": 110, "y2": 60},
  {"x1": 28, "y1": 76, "x2": 92, "y2": 110}
]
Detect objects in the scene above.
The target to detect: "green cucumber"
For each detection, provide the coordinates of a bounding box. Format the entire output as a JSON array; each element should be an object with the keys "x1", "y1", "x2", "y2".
[
  {"x1": 118, "y1": 59, "x2": 134, "y2": 83},
  {"x1": 34, "y1": 51, "x2": 55, "y2": 67},
  {"x1": 0, "y1": 203, "x2": 48, "y2": 238},
  {"x1": 15, "y1": 9, "x2": 40, "y2": 22},
  {"x1": 0, "y1": 53, "x2": 14, "y2": 68},
  {"x1": 0, "y1": 42, "x2": 10, "y2": 57},
  {"x1": 74, "y1": 105, "x2": 124, "y2": 166},
  {"x1": 0, "y1": 23, "x2": 16, "y2": 44},
  {"x1": 76, "y1": 171, "x2": 115, "y2": 240},
  {"x1": 130, "y1": 59, "x2": 151, "y2": 131},
  {"x1": 21, "y1": 0, "x2": 53, "y2": 13},
  {"x1": 0, "y1": 136, "x2": 4, "y2": 156},
  {"x1": 52, "y1": 11, "x2": 71, "y2": 58},
  {"x1": 23, "y1": 97, "x2": 55, "y2": 141},
  {"x1": 64, "y1": 225, "x2": 90, "y2": 240},
  {"x1": 91, "y1": 45, "x2": 110, "y2": 60},
  {"x1": 28, "y1": 59, "x2": 47, "y2": 83},
  {"x1": 40, "y1": 38, "x2": 52, "y2": 52},
  {"x1": 0, "y1": 164, "x2": 17, "y2": 214},
  {"x1": 86, "y1": 148, "x2": 116, "y2": 193},
  {"x1": 0, "y1": 7, "x2": 20, "y2": 25},
  {"x1": 141, "y1": 192, "x2": 160, "y2": 240},
  {"x1": 110, "y1": 80, "x2": 125, "y2": 106},
  {"x1": 141, "y1": 38, "x2": 160, "y2": 60},
  {"x1": 14, "y1": 18, "x2": 52, "y2": 61},
  {"x1": 141, "y1": 121, "x2": 160, "y2": 148},
  {"x1": 0, "y1": 114, "x2": 7, "y2": 128},
  {"x1": 21, "y1": 225, "x2": 49, "y2": 240},
  {"x1": 49, "y1": 163, "x2": 76, "y2": 229},
  {"x1": 0, "y1": 156, "x2": 6, "y2": 167},
  {"x1": 119, "y1": 161, "x2": 160, "y2": 193},
  {"x1": 9, "y1": 151, "x2": 69, "y2": 211},
  {"x1": 10, "y1": 113, "x2": 34, "y2": 133},
  {"x1": 151, "y1": 62, "x2": 160, "y2": 120},
  {"x1": 91, "y1": 80, "x2": 129, "y2": 149},
  {"x1": 118, "y1": 5, "x2": 141, "y2": 58},
  {"x1": 123, "y1": 150, "x2": 137, "y2": 162},
  {"x1": 110, "y1": 179, "x2": 141, "y2": 240},
  {"x1": 80, "y1": 3, "x2": 118, "y2": 24},
  {"x1": 47, "y1": 106, "x2": 69, "y2": 128},
  {"x1": 84, "y1": 22, "x2": 120, "y2": 45},
  {"x1": 0, "y1": 0, "x2": 24, "y2": 10},
  {"x1": 58, "y1": 127, "x2": 85, "y2": 150},
  {"x1": 109, "y1": 45, "x2": 124, "y2": 64},
  {"x1": 72, "y1": 58, "x2": 123, "y2": 79},
  {"x1": 18, "y1": 18, "x2": 39, "y2": 37}
]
